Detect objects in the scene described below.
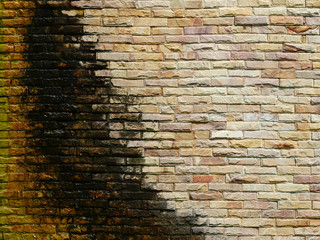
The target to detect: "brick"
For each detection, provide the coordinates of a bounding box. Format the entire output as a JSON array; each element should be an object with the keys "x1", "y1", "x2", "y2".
[
  {"x1": 277, "y1": 184, "x2": 309, "y2": 192},
  {"x1": 287, "y1": 0, "x2": 305, "y2": 6},
  {"x1": 210, "y1": 165, "x2": 244, "y2": 174},
  {"x1": 204, "y1": 0, "x2": 237, "y2": 7},
  {"x1": 278, "y1": 166, "x2": 311, "y2": 174},
  {"x1": 262, "y1": 69, "x2": 296, "y2": 79},
  {"x1": 234, "y1": 34, "x2": 267, "y2": 43},
  {"x1": 211, "y1": 131, "x2": 243, "y2": 139},
  {"x1": 225, "y1": 227, "x2": 258, "y2": 236},
  {"x1": 295, "y1": 175, "x2": 320, "y2": 183},
  {"x1": 190, "y1": 192, "x2": 223, "y2": 200},
  {"x1": 184, "y1": 26, "x2": 217, "y2": 34},
  {"x1": 277, "y1": 219, "x2": 309, "y2": 227},
  {"x1": 279, "y1": 201, "x2": 312, "y2": 209},
  {"x1": 210, "y1": 201, "x2": 243, "y2": 209},
  {"x1": 209, "y1": 183, "x2": 242, "y2": 191},
  {"x1": 198, "y1": 51, "x2": 230, "y2": 60},
  {"x1": 180, "y1": 148, "x2": 212, "y2": 157},
  {"x1": 103, "y1": 17, "x2": 134, "y2": 26},
  {"x1": 294, "y1": 227, "x2": 320, "y2": 235},
  {"x1": 175, "y1": 183, "x2": 208, "y2": 191},
  {"x1": 270, "y1": 16, "x2": 305, "y2": 25},
  {"x1": 243, "y1": 184, "x2": 275, "y2": 192},
  {"x1": 200, "y1": 34, "x2": 234, "y2": 43},
  {"x1": 230, "y1": 139, "x2": 263, "y2": 148},
  {"x1": 235, "y1": 16, "x2": 269, "y2": 25},
  {"x1": 152, "y1": 27, "x2": 183, "y2": 35},
  {"x1": 226, "y1": 122, "x2": 260, "y2": 130},
  {"x1": 269, "y1": 34, "x2": 302, "y2": 43},
  {"x1": 203, "y1": 17, "x2": 235, "y2": 25},
  {"x1": 254, "y1": 7, "x2": 287, "y2": 15},
  {"x1": 220, "y1": 8, "x2": 253, "y2": 16},
  {"x1": 264, "y1": 210, "x2": 296, "y2": 218},
  {"x1": 306, "y1": 0, "x2": 320, "y2": 7},
  {"x1": 159, "y1": 123, "x2": 191, "y2": 131},
  {"x1": 193, "y1": 175, "x2": 225, "y2": 183},
  {"x1": 208, "y1": 218, "x2": 241, "y2": 226},
  {"x1": 242, "y1": 218, "x2": 275, "y2": 227}
]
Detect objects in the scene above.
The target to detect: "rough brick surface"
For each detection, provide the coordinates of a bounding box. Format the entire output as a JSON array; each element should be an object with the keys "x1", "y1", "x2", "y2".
[{"x1": 2, "y1": 0, "x2": 320, "y2": 239}]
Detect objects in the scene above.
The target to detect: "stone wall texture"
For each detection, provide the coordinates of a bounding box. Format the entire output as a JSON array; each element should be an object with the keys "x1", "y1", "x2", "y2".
[{"x1": 2, "y1": 0, "x2": 320, "y2": 239}]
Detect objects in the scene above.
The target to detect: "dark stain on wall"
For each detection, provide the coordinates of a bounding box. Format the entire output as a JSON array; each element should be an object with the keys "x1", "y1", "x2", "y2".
[{"x1": 11, "y1": 1, "x2": 203, "y2": 239}]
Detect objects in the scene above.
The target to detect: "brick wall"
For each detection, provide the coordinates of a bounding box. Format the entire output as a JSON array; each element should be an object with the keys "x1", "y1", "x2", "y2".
[{"x1": 2, "y1": 0, "x2": 320, "y2": 239}]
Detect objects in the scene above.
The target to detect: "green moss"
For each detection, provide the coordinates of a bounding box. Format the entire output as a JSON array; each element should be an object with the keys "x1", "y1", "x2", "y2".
[
  {"x1": 0, "y1": 131, "x2": 8, "y2": 139},
  {"x1": 0, "y1": 148, "x2": 9, "y2": 156},
  {"x1": 4, "y1": 234, "x2": 37, "y2": 240},
  {"x1": 0, "y1": 174, "x2": 8, "y2": 182},
  {"x1": 0, "y1": 123, "x2": 9, "y2": 131},
  {"x1": 0, "y1": 198, "x2": 8, "y2": 206},
  {"x1": 0, "y1": 113, "x2": 7, "y2": 121},
  {"x1": 0, "y1": 140, "x2": 8, "y2": 147},
  {"x1": 0, "y1": 215, "x2": 8, "y2": 224}
]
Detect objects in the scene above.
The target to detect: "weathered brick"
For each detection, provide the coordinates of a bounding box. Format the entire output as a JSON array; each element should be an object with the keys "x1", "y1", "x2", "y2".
[
  {"x1": 235, "y1": 16, "x2": 269, "y2": 25},
  {"x1": 270, "y1": 16, "x2": 305, "y2": 25},
  {"x1": 5, "y1": 0, "x2": 320, "y2": 238}
]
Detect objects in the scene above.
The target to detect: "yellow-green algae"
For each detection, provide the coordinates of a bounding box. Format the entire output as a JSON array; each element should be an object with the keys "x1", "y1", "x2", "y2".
[{"x1": 0, "y1": 0, "x2": 22, "y2": 234}]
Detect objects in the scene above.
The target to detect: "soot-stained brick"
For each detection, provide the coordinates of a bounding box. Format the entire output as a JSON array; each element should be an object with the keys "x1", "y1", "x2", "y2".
[{"x1": 7, "y1": 1, "x2": 203, "y2": 239}]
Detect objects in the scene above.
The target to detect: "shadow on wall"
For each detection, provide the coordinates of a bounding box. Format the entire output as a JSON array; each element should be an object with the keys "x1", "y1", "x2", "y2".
[{"x1": 14, "y1": 1, "x2": 203, "y2": 239}]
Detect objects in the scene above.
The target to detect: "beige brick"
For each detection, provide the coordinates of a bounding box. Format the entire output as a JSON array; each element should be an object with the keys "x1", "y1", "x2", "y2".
[
  {"x1": 278, "y1": 166, "x2": 311, "y2": 175},
  {"x1": 142, "y1": 167, "x2": 175, "y2": 174},
  {"x1": 227, "y1": 122, "x2": 260, "y2": 130},
  {"x1": 277, "y1": 219, "x2": 310, "y2": 227},
  {"x1": 262, "y1": 157, "x2": 295, "y2": 166},
  {"x1": 185, "y1": 9, "x2": 219, "y2": 17},
  {"x1": 175, "y1": 183, "x2": 208, "y2": 191},
  {"x1": 258, "y1": 192, "x2": 292, "y2": 201},
  {"x1": 195, "y1": 69, "x2": 228, "y2": 77},
  {"x1": 103, "y1": 17, "x2": 134, "y2": 26},
  {"x1": 211, "y1": 131, "x2": 243, "y2": 139},
  {"x1": 279, "y1": 131, "x2": 311, "y2": 140},
  {"x1": 208, "y1": 218, "x2": 241, "y2": 226},
  {"x1": 245, "y1": 166, "x2": 277, "y2": 174},
  {"x1": 294, "y1": 227, "x2": 320, "y2": 235},
  {"x1": 260, "y1": 175, "x2": 293, "y2": 183},
  {"x1": 203, "y1": 17, "x2": 234, "y2": 25},
  {"x1": 210, "y1": 201, "x2": 243, "y2": 209},
  {"x1": 277, "y1": 184, "x2": 309, "y2": 192},
  {"x1": 306, "y1": 0, "x2": 320, "y2": 7},
  {"x1": 210, "y1": 166, "x2": 243, "y2": 174},
  {"x1": 234, "y1": 34, "x2": 267, "y2": 43},
  {"x1": 211, "y1": 96, "x2": 244, "y2": 104},
  {"x1": 270, "y1": 16, "x2": 304, "y2": 25},
  {"x1": 219, "y1": 8, "x2": 253, "y2": 16},
  {"x1": 226, "y1": 227, "x2": 258, "y2": 236},
  {"x1": 135, "y1": 18, "x2": 167, "y2": 26},
  {"x1": 235, "y1": 16, "x2": 269, "y2": 25},
  {"x1": 280, "y1": 79, "x2": 313, "y2": 88},
  {"x1": 269, "y1": 34, "x2": 302, "y2": 43},
  {"x1": 229, "y1": 139, "x2": 263, "y2": 148},
  {"x1": 242, "y1": 218, "x2": 275, "y2": 227},
  {"x1": 279, "y1": 201, "x2": 312, "y2": 209},
  {"x1": 180, "y1": 148, "x2": 212, "y2": 157},
  {"x1": 243, "y1": 184, "x2": 275, "y2": 192},
  {"x1": 287, "y1": 0, "x2": 305, "y2": 6},
  {"x1": 119, "y1": 9, "x2": 150, "y2": 17},
  {"x1": 204, "y1": 0, "x2": 237, "y2": 7},
  {"x1": 253, "y1": 7, "x2": 286, "y2": 15}
]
